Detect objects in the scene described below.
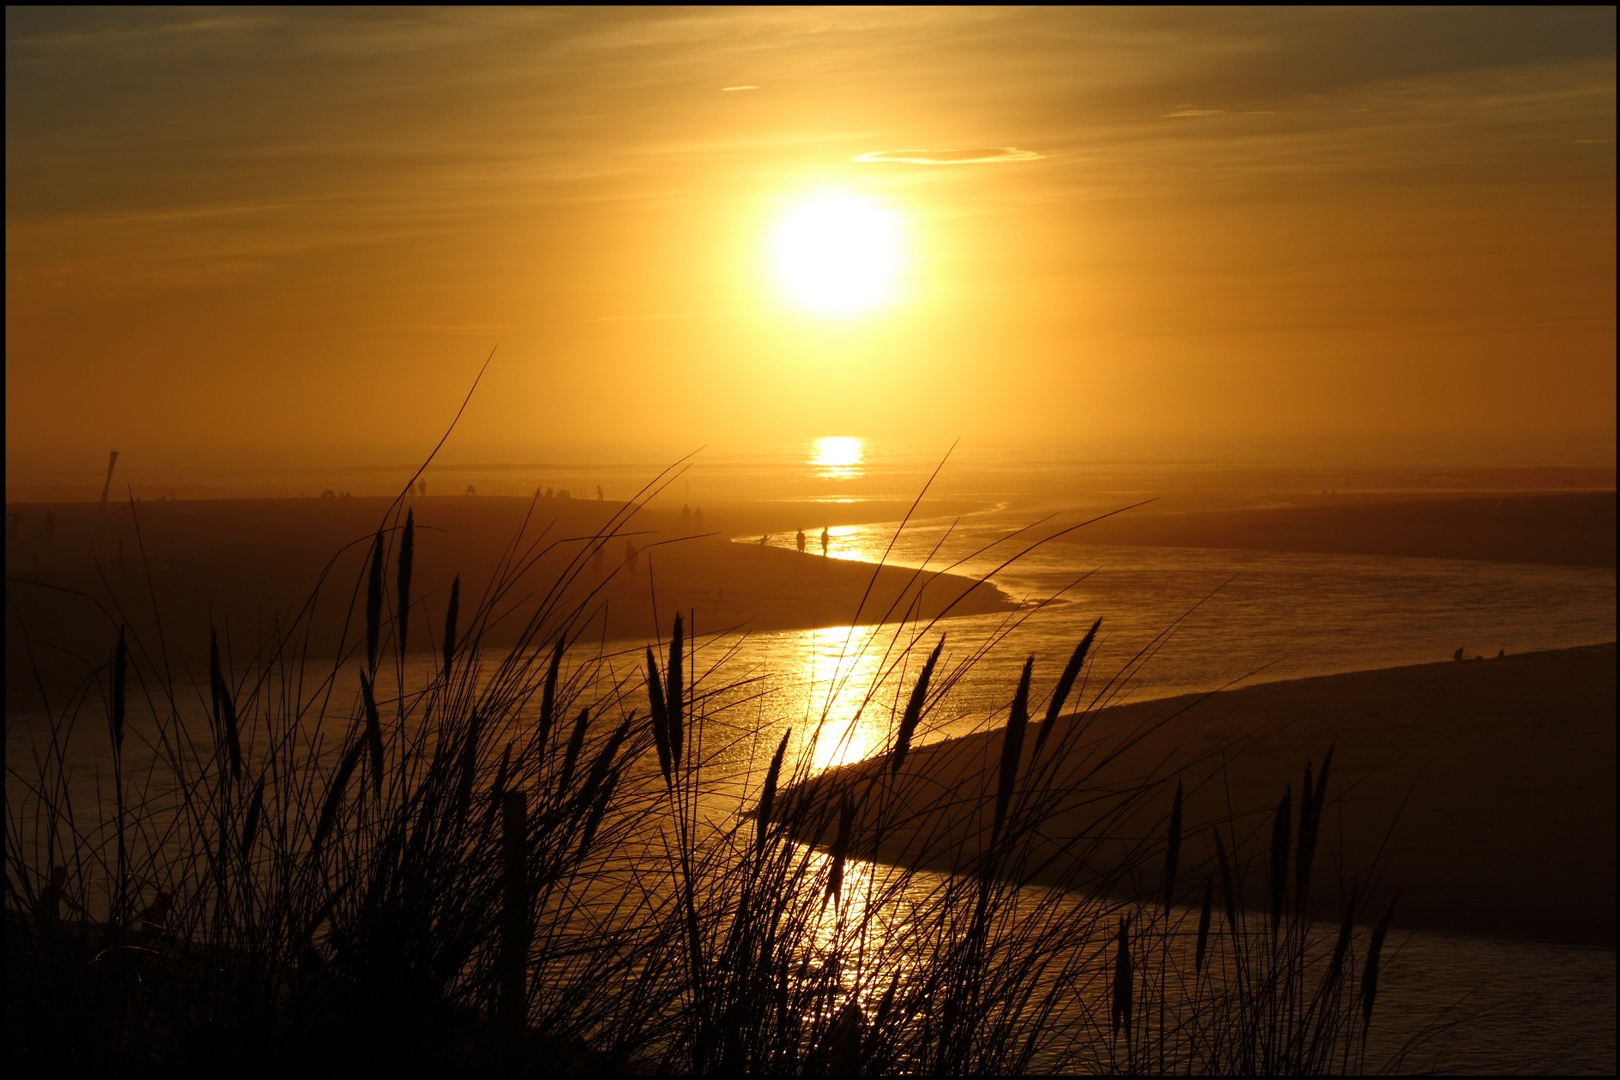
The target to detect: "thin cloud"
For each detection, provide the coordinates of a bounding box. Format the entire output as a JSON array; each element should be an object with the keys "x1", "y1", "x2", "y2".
[
  {"x1": 721, "y1": 85, "x2": 758, "y2": 92},
  {"x1": 1164, "y1": 108, "x2": 1226, "y2": 117},
  {"x1": 854, "y1": 147, "x2": 1042, "y2": 165}
]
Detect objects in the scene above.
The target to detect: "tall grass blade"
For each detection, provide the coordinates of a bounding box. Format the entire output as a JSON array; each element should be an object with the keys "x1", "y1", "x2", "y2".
[
  {"x1": 1195, "y1": 873, "x2": 1214, "y2": 974},
  {"x1": 892, "y1": 635, "x2": 943, "y2": 773},
  {"x1": 646, "y1": 647, "x2": 672, "y2": 787},
  {"x1": 110, "y1": 625, "x2": 127, "y2": 754},
  {"x1": 313, "y1": 736, "x2": 367, "y2": 860},
  {"x1": 359, "y1": 670, "x2": 384, "y2": 798},
  {"x1": 1362, "y1": 896, "x2": 1398, "y2": 1034},
  {"x1": 560, "y1": 707, "x2": 589, "y2": 793},
  {"x1": 668, "y1": 613, "x2": 684, "y2": 768},
  {"x1": 397, "y1": 508, "x2": 414, "y2": 655},
  {"x1": 1162, "y1": 779, "x2": 1183, "y2": 913},
  {"x1": 993, "y1": 655, "x2": 1034, "y2": 840},
  {"x1": 366, "y1": 528, "x2": 384, "y2": 672},
  {"x1": 1112, "y1": 915, "x2": 1133, "y2": 1039},
  {"x1": 442, "y1": 574, "x2": 460, "y2": 681},
  {"x1": 1033, "y1": 616, "x2": 1100, "y2": 762},
  {"x1": 757, "y1": 728, "x2": 790, "y2": 857},
  {"x1": 1269, "y1": 785, "x2": 1291, "y2": 935},
  {"x1": 540, "y1": 634, "x2": 565, "y2": 750}
]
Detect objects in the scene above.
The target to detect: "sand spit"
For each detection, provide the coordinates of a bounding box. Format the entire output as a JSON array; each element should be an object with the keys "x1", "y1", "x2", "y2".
[
  {"x1": 785, "y1": 643, "x2": 1616, "y2": 945},
  {"x1": 4, "y1": 495, "x2": 1011, "y2": 693},
  {"x1": 1060, "y1": 491, "x2": 1616, "y2": 567}
]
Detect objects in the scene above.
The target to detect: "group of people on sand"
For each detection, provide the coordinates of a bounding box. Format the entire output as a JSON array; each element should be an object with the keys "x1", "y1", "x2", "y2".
[{"x1": 756, "y1": 527, "x2": 831, "y2": 555}]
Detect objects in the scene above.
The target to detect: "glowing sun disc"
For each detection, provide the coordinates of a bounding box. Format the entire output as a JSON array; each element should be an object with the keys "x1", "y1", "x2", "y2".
[{"x1": 770, "y1": 194, "x2": 902, "y2": 316}]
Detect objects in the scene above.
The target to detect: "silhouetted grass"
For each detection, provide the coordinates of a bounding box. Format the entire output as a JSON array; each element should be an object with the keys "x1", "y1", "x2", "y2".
[{"x1": 4, "y1": 466, "x2": 1409, "y2": 1074}]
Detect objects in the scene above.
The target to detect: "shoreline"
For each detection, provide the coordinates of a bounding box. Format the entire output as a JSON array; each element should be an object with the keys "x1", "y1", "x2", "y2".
[
  {"x1": 784, "y1": 642, "x2": 1617, "y2": 947},
  {"x1": 4, "y1": 495, "x2": 1013, "y2": 694}
]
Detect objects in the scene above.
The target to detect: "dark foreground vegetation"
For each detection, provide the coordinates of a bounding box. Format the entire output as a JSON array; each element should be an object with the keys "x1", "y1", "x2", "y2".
[{"x1": 6, "y1": 476, "x2": 1413, "y2": 1074}]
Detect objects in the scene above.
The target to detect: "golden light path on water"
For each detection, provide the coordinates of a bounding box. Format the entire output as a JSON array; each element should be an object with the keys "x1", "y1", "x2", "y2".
[{"x1": 810, "y1": 436, "x2": 864, "y2": 481}]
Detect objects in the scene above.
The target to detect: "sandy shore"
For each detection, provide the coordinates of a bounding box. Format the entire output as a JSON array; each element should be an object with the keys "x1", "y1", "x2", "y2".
[
  {"x1": 785, "y1": 643, "x2": 1616, "y2": 946},
  {"x1": 1062, "y1": 491, "x2": 1615, "y2": 567},
  {"x1": 4, "y1": 495, "x2": 1011, "y2": 693}
]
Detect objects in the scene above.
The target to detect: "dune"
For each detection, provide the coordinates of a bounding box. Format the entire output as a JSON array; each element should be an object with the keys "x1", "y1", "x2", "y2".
[{"x1": 783, "y1": 642, "x2": 1617, "y2": 946}]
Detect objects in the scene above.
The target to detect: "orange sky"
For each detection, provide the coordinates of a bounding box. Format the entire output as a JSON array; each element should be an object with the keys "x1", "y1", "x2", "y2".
[{"x1": 6, "y1": 8, "x2": 1615, "y2": 475}]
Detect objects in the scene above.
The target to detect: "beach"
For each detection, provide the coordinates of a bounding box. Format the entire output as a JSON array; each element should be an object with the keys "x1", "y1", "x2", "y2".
[
  {"x1": 786, "y1": 642, "x2": 1617, "y2": 946},
  {"x1": 1060, "y1": 491, "x2": 1615, "y2": 568},
  {"x1": 3, "y1": 494, "x2": 1011, "y2": 693}
]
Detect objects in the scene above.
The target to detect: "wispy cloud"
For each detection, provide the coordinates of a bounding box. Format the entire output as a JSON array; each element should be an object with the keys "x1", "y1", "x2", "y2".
[
  {"x1": 854, "y1": 147, "x2": 1042, "y2": 165},
  {"x1": 720, "y1": 85, "x2": 757, "y2": 92}
]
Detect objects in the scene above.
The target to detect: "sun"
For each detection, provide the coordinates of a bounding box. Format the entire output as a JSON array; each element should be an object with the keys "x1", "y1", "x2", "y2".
[{"x1": 769, "y1": 193, "x2": 903, "y2": 317}]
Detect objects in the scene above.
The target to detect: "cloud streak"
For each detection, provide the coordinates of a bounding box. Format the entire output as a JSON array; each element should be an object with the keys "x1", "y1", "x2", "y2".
[{"x1": 854, "y1": 147, "x2": 1042, "y2": 165}]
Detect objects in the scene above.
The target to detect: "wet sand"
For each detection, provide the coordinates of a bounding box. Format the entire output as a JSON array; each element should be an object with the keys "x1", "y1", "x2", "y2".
[
  {"x1": 1063, "y1": 491, "x2": 1615, "y2": 567},
  {"x1": 3, "y1": 495, "x2": 1011, "y2": 693},
  {"x1": 786, "y1": 643, "x2": 1616, "y2": 946}
]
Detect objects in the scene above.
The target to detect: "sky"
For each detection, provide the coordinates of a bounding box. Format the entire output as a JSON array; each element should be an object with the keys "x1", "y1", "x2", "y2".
[{"x1": 6, "y1": 7, "x2": 1616, "y2": 481}]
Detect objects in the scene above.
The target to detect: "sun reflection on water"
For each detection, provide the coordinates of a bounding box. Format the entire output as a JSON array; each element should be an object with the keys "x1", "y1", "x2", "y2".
[
  {"x1": 810, "y1": 436, "x2": 864, "y2": 480},
  {"x1": 791, "y1": 624, "x2": 889, "y2": 772}
]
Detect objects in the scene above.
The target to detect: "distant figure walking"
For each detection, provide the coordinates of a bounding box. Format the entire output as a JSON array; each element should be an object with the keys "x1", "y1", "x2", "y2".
[
  {"x1": 821, "y1": 527, "x2": 830, "y2": 556},
  {"x1": 681, "y1": 504, "x2": 692, "y2": 531},
  {"x1": 596, "y1": 485, "x2": 604, "y2": 501},
  {"x1": 796, "y1": 529, "x2": 806, "y2": 554},
  {"x1": 1453, "y1": 645, "x2": 1464, "y2": 661},
  {"x1": 417, "y1": 480, "x2": 427, "y2": 497},
  {"x1": 759, "y1": 534, "x2": 769, "y2": 547}
]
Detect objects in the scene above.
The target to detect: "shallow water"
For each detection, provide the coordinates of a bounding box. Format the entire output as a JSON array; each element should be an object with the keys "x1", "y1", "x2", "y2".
[{"x1": 8, "y1": 510, "x2": 1614, "y2": 1073}]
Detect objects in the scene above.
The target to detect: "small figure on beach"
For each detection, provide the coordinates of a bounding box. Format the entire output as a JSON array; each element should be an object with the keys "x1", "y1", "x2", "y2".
[
  {"x1": 417, "y1": 480, "x2": 427, "y2": 497},
  {"x1": 1498, "y1": 648, "x2": 1505, "y2": 658},
  {"x1": 796, "y1": 529, "x2": 806, "y2": 554},
  {"x1": 759, "y1": 534, "x2": 769, "y2": 547},
  {"x1": 1454, "y1": 646, "x2": 1464, "y2": 661},
  {"x1": 681, "y1": 504, "x2": 692, "y2": 531},
  {"x1": 821, "y1": 526, "x2": 830, "y2": 556},
  {"x1": 596, "y1": 485, "x2": 604, "y2": 501}
]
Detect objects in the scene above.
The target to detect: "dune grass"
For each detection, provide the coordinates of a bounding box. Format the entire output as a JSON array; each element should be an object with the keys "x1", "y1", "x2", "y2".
[{"x1": 4, "y1": 467, "x2": 1409, "y2": 1074}]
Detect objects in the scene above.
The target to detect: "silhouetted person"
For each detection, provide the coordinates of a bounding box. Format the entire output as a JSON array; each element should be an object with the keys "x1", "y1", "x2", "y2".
[
  {"x1": 796, "y1": 529, "x2": 806, "y2": 554},
  {"x1": 681, "y1": 504, "x2": 692, "y2": 530},
  {"x1": 1453, "y1": 645, "x2": 1464, "y2": 661},
  {"x1": 546, "y1": 486, "x2": 554, "y2": 498},
  {"x1": 759, "y1": 534, "x2": 769, "y2": 547},
  {"x1": 821, "y1": 526, "x2": 830, "y2": 556},
  {"x1": 1497, "y1": 648, "x2": 1505, "y2": 658},
  {"x1": 596, "y1": 484, "x2": 604, "y2": 501},
  {"x1": 417, "y1": 479, "x2": 427, "y2": 497},
  {"x1": 466, "y1": 485, "x2": 477, "y2": 496}
]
